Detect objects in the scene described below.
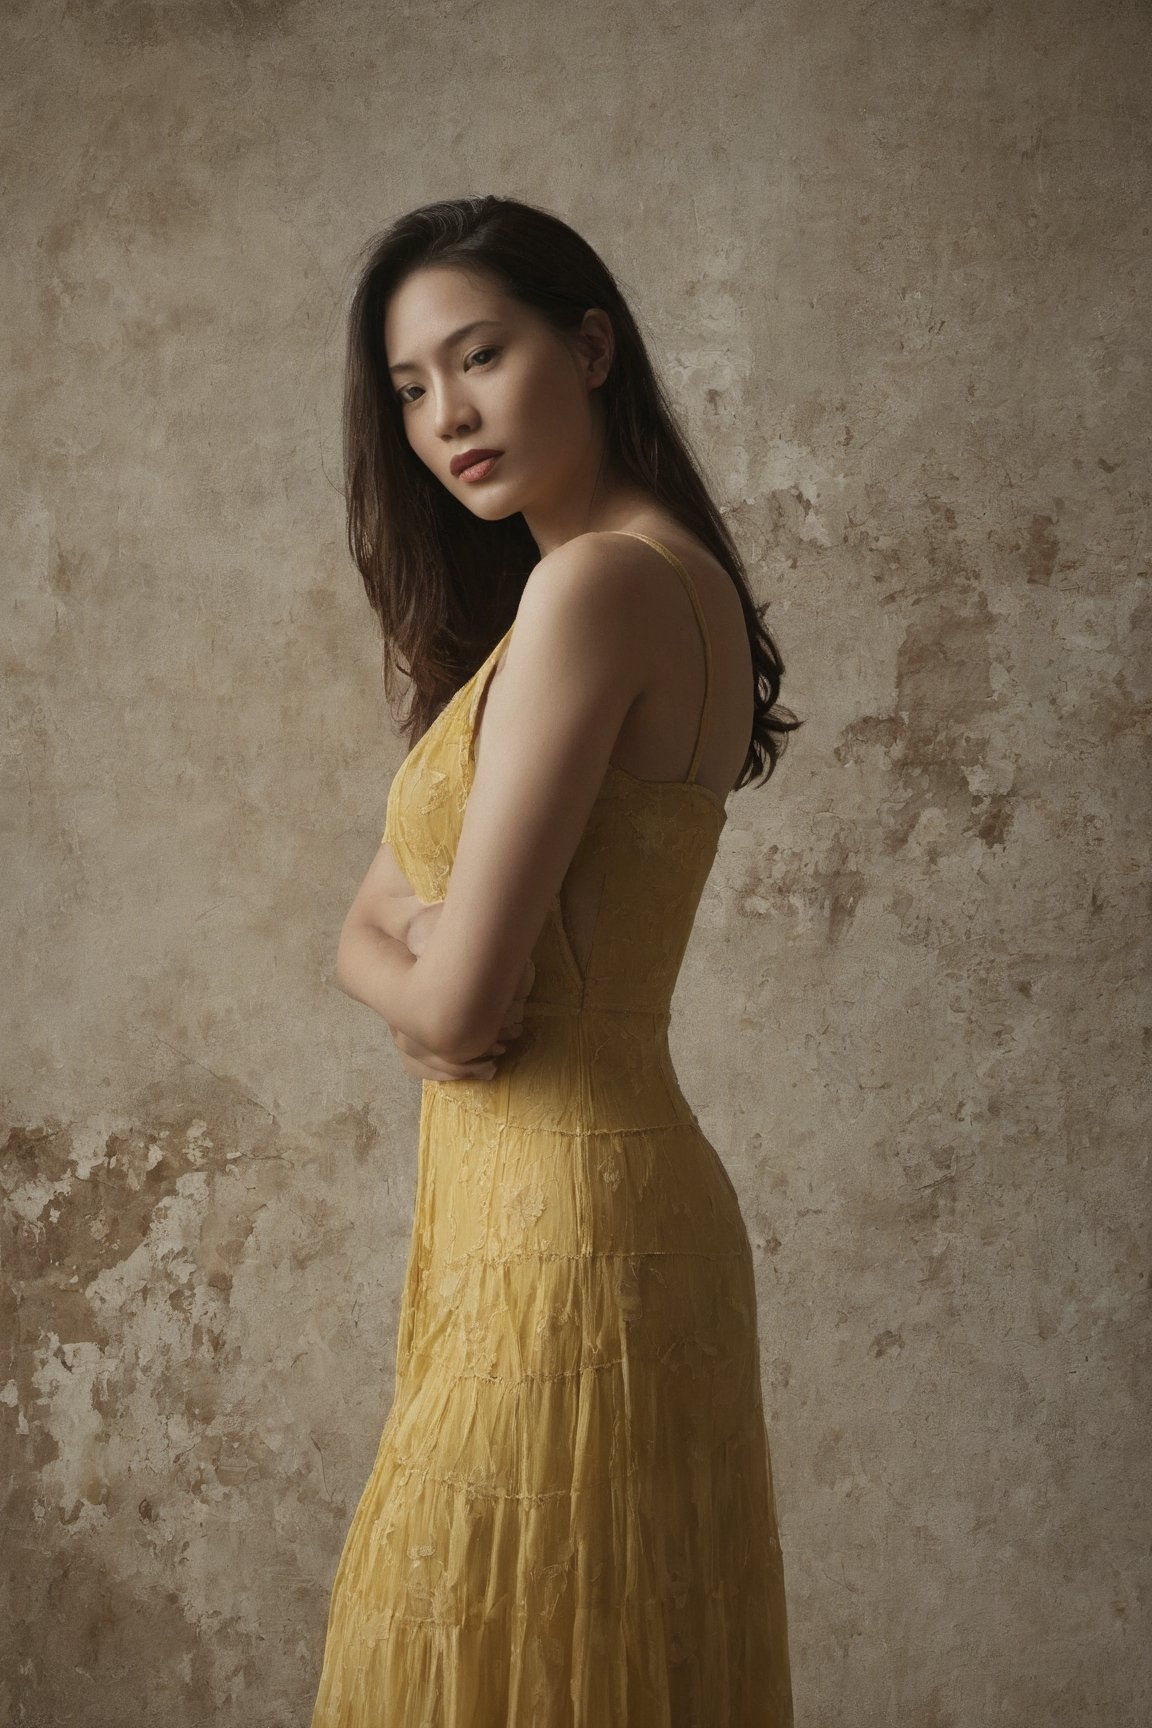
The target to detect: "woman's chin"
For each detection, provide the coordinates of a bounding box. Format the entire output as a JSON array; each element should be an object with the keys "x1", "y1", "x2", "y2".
[{"x1": 459, "y1": 488, "x2": 522, "y2": 522}]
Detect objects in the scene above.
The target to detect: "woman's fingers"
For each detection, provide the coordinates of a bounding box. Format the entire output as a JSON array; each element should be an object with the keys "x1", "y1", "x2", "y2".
[
  {"x1": 399, "y1": 1052, "x2": 498, "y2": 1081},
  {"x1": 500, "y1": 958, "x2": 534, "y2": 1036},
  {"x1": 397, "y1": 1047, "x2": 498, "y2": 1081},
  {"x1": 497, "y1": 960, "x2": 534, "y2": 1040}
]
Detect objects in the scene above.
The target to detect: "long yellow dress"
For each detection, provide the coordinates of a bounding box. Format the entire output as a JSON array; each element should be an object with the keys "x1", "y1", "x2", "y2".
[{"x1": 310, "y1": 532, "x2": 794, "y2": 1726}]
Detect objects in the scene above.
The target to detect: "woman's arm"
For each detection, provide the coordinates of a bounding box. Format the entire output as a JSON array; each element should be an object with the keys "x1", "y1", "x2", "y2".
[
  {"x1": 372, "y1": 532, "x2": 652, "y2": 1064},
  {"x1": 337, "y1": 833, "x2": 532, "y2": 1079},
  {"x1": 340, "y1": 836, "x2": 425, "y2": 946},
  {"x1": 335, "y1": 838, "x2": 440, "y2": 1040},
  {"x1": 389, "y1": 903, "x2": 533, "y2": 1081}
]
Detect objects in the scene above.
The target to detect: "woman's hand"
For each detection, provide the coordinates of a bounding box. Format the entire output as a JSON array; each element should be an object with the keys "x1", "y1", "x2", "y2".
[{"x1": 395, "y1": 899, "x2": 535, "y2": 1079}]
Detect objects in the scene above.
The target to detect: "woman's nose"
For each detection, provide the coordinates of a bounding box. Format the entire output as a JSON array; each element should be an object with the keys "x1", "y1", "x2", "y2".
[{"x1": 433, "y1": 388, "x2": 476, "y2": 440}]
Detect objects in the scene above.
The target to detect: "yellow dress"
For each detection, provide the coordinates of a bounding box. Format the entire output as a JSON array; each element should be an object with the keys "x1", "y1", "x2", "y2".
[{"x1": 310, "y1": 532, "x2": 794, "y2": 1726}]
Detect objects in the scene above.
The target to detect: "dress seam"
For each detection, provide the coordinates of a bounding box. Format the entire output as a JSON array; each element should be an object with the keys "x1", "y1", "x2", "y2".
[
  {"x1": 428, "y1": 1087, "x2": 700, "y2": 1138},
  {"x1": 435, "y1": 1246, "x2": 746, "y2": 1268}
]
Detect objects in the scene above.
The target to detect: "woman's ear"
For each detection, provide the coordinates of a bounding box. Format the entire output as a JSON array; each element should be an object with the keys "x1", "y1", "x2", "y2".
[{"x1": 575, "y1": 307, "x2": 615, "y2": 389}]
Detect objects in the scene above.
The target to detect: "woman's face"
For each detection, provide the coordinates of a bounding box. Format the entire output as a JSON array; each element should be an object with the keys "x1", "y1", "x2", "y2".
[{"x1": 383, "y1": 264, "x2": 613, "y2": 529}]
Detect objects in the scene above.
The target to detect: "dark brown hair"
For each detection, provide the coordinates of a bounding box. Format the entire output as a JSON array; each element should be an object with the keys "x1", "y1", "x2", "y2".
[{"x1": 343, "y1": 195, "x2": 801, "y2": 787}]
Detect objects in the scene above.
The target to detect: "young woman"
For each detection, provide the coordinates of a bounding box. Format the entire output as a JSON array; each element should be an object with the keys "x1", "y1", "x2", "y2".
[{"x1": 310, "y1": 195, "x2": 801, "y2": 1727}]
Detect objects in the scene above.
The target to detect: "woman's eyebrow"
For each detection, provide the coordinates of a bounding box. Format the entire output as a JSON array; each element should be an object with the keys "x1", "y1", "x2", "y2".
[{"x1": 388, "y1": 319, "x2": 504, "y2": 377}]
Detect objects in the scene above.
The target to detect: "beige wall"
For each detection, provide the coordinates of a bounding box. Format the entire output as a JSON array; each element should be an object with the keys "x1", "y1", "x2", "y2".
[{"x1": 3, "y1": 1, "x2": 1149, "y2": 1722}]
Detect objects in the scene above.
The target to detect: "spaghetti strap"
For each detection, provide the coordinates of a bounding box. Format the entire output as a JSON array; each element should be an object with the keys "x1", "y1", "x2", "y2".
[{"x1": 605, "y1": 530, "x2": 715, "y2": 783}]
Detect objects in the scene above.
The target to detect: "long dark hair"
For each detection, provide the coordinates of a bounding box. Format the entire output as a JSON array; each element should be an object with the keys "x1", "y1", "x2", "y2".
[{"x1": 343, "y1": 195, "x2": 801, "y2": 788}]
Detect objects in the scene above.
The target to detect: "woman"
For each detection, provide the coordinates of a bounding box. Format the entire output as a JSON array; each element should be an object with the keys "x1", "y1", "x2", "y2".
[{"x1": 310, "y1": 195, "x2": 800, "y2": 1727}]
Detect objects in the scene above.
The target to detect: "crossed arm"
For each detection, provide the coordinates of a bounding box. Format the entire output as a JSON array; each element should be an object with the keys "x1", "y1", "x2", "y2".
[
  {"x1": 335, "y1": 839, "x2": 532, "y2": 1082},
  {"x1": 333, "y1": 534, "x2": 653, "y2": 1077}
]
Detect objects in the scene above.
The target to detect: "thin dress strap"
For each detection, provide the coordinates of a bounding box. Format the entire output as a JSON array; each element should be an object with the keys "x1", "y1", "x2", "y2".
[{"x1": 606, "y1": 531, "x2": 715, "y2": 782}]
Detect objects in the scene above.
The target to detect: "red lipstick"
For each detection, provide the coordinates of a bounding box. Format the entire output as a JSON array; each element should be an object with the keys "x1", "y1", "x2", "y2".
[{"x1": 451, "y1": 448, "x2": 503, "y2": 482}]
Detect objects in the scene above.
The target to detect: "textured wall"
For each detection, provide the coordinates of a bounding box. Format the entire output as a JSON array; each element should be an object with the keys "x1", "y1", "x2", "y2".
[{"x1": 3, "y1": 0, "x2": 1149, "y2": 1723}]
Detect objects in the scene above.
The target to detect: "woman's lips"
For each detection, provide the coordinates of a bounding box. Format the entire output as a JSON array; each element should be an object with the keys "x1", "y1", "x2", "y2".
[{"x1": 457, "y1": 453, "x2": 501, "y2": 483}]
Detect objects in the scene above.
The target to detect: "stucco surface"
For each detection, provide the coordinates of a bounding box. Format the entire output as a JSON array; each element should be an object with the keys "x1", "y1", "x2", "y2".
[{"x1": 2, "y1": 1, "x2": 1149, "y2": 1723}]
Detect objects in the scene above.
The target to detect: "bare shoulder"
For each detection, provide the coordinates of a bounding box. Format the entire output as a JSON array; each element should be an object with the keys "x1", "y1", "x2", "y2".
[
  {"x1": 515, "y1": 529, "x2": 682, "y2": 643},
  {"x1": 518, "y1": 529, "x2": 663, "y2": 615},
  {"x1": 473, "y1": 533, "x2": 655, "y2": 780}
]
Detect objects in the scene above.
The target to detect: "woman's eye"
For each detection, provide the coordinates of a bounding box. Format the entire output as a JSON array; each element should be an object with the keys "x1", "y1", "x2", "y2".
[{"x1": 396, "y1": 347, "x2": 499, "y2": 406}]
